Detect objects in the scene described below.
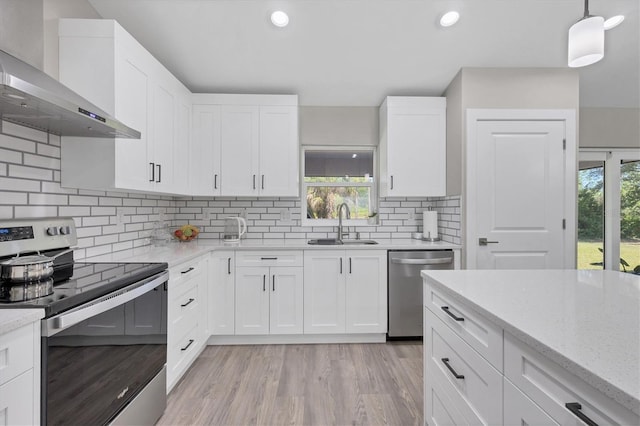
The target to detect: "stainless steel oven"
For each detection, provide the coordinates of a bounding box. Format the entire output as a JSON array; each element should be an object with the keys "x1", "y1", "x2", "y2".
[{"x1": 0, "y1": 217, "x2": 169, "y2": 425}]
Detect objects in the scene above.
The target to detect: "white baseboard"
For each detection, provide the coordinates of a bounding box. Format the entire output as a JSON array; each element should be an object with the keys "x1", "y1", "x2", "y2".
[{"x1": 207, "y1": 333, "x2": 387, "y2": 345}]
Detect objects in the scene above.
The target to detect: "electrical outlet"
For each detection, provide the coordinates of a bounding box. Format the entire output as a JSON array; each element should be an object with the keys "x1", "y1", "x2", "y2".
[
  {"x1": 279, "y1": 209, "x2": 291, "y2": 221},
  {"x1": 116, "y1": 207, "x2": 126, "y2": 225}
]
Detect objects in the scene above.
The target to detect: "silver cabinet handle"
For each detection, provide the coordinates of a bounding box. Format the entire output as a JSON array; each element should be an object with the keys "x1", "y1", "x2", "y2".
[
  {"x1": 214, "y1": 174, "x2": 218, "y2": 189},
  {"x1": 227, "y1": 257, "x2": 231, "y2": 275},
  {"x1": 253, "y1": 174, "x2": 256, "y2": 190},
  {"x1": 391, "y1": 257, "x2": 453, "y2": 265},
  {"x1": 390, "y1": 175, "x2": 394, "y2": 190},
  {"x1": 262, "y1": 175, "x2": 265, "y2": 190},
  {"x1": 479, "y1": 237, "x2": 499, "y2": 246},
  {"x1": 272, "y1": 274, "x2": 275, "y2": 291},
  {"x1": 263, "y1": 274, "x2": 266, "y2": 291}
]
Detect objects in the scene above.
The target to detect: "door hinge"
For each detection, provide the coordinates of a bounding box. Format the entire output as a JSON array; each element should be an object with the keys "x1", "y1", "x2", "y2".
[
  {"x1": 563, "y1": 139, "x2": 566, "y2": 150},
  {"x1": 562, "y1": 219, "x2": 566, "y2": 229}
]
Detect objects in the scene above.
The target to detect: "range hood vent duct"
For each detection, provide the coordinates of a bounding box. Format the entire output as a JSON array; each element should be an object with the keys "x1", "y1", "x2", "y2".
[{"x1": 0, "y1": 49, "x2": 140, "y2": 138}]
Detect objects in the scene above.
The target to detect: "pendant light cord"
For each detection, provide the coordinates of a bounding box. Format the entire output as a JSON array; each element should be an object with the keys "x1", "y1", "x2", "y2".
[{"x1": 584, "y1": 0, "x2": 590, "y2": 18}]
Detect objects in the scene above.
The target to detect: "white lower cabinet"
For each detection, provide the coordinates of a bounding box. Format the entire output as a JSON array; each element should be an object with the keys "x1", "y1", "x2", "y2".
[
  {"x1": 424, "y1": 279, "x2": 640, "y2": 426},
  {"x1": 503, "y1": 377, "x2": 560, "y2": 425},
  {"x1": 303, "y1": 250, "x2": 386, "y2": 334},
  {"x1": 235, "y1": 265, "x2": 303, "y2": 335},
  {"x1": 0, "y1": 321, "x2": 40, "y2": 426},
  {"x1": 167, "y1": 255, "x2": 208, "y2": 391},
  {"x1": 209, "y1": 251, "x2": 235, "y2": 335}
]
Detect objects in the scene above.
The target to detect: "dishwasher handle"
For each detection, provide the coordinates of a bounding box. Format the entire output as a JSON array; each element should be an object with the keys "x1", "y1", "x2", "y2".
[{"x1": 390, "y1": 257, "x2": 453, "y2": 265}]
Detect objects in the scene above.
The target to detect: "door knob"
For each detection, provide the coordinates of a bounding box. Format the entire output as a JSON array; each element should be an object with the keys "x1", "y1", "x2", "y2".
[{"x1": 479, "y1": 237, "x2": 499, "y2": 246}]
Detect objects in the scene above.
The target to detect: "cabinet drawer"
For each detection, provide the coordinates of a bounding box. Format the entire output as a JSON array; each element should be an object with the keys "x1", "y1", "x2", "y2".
[
  {"x1": 169, "y1": 257, "x2": 205, "y2": 289},
  {"x1": 168, "y1": 282, "x2": 199, "y2": 343},
  {"x1": 0, "y1": 323, "x2": 35, "y2": 386},
  {"x1": 424, "y1": 281, "x2": 503, "y2": 370},
  {"x1": 0, "y1": 369, "x2": 35, "y2": 426},
  {"x1": 504, "y1": 332, "x2": 639, "y2": 426},
  {"x1": 167, "y1": 324, "x2": 200, "y2": 386},
  {"x1": 235, "y1": 251, "x2": 302, "y2": 267},
  {"x1": 504, "y1": 377, "x2": 559, "y2": 425},
  {"x1": 424, "y1": 372, "x2": 468, "y2": 426},
  {"x1": 424, "y1": 308, "x2": 502, "y2": 425}
]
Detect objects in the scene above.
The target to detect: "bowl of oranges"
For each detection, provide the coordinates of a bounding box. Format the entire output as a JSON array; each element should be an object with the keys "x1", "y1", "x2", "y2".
[{"x1": 172, "y1": 224, "x2": 200, "y2": 242}]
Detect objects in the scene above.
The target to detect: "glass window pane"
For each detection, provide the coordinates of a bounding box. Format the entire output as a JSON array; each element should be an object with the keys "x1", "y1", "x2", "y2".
[
  {"x1": 305, "y1": 150, "x2": 374, "y2": 179},
  {"x1": 577, "y1": 161, "x2": 605, "y2": 269},
  {"x1": 306, "y1": 186, "x2": 371, "y2": 219},
  {"x1": 620, "y1": 160, "x2": 640, "y2": 274}
]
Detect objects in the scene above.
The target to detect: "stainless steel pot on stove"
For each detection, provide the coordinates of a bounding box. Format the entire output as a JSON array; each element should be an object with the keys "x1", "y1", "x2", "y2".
[{"x1": 0, "y1": 248, "x2": 73, "y2": 282}]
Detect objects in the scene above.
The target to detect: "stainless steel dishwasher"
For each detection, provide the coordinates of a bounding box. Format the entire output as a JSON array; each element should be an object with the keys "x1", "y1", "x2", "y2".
[{"x1": 388, "y1": 250, "x2": 454, "y2": 338}]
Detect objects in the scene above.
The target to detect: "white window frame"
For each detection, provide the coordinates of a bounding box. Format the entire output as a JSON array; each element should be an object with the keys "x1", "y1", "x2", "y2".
[
  {"x1": 579, "y1": 148, "x2": 640, "y2": 271},
  {"x1": 301, "y1": 145, "x2": 378, "y2": 227}
]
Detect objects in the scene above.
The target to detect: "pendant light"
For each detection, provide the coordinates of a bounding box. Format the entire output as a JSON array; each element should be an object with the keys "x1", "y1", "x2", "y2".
[{"x1": 568, "y1": 0, "x2": 604, "y2": 68}]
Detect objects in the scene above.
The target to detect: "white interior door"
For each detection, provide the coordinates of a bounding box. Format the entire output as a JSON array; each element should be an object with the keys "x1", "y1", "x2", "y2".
[{"x1": 469, "y1": 118, "x2": 568, "y2": 269}]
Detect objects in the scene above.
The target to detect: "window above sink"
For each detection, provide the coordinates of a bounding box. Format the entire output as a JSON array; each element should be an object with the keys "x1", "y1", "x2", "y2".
[{"x1": 302, "y1": 147, "x2": 377, "y2": 227}]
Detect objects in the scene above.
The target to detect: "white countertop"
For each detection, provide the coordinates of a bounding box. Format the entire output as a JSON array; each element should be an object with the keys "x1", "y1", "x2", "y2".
[
  {"x1": 0, "y1": 309, "x2": 44, "y2": 335},
  {"x1": 86, "y1": 238, "x2": 461, "y2": 267},
  {"x1": 421, "y1": 269, "x2": 640, "y2": 415}
]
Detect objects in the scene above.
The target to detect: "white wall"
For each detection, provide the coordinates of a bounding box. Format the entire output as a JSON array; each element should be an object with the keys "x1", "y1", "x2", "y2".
[
  {"x1": 299, "y1": 106, "x2": 378, "y2": 146},
  {"x1": 580, "y1": 107, "x2": 640, "y2": 149}
]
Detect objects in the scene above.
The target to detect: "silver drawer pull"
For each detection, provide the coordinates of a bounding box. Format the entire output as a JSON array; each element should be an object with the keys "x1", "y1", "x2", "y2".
[{"x1": 441, "y1": 358, "x2": 464, "y2": 379}]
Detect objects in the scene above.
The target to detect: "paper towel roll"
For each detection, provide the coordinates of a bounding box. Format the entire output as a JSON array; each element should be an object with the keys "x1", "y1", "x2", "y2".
[{"x1": 423, "y1": 211, "x2": 438, "y2": 240}]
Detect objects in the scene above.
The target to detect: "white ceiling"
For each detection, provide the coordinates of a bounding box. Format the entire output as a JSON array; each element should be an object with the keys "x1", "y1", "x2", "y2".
[{"x1": 88, "y1": 0, "x2": 639, "y2": 108}]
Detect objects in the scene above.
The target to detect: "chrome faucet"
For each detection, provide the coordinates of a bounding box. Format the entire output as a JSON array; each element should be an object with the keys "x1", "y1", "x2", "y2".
[{"x1": 337, "y1": 202, "x2": 351, "y2": 241}]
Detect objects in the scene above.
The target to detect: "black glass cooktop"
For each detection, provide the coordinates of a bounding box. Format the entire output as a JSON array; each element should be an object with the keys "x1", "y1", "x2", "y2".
[{"x1": 0, "y1": 262, "x2": 168, "y2": 317}]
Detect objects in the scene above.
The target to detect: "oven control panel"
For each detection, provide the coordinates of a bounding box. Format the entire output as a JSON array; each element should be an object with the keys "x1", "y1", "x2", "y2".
[{"x1": 0, "y1": 217, "x2": 77, "y2": 258}]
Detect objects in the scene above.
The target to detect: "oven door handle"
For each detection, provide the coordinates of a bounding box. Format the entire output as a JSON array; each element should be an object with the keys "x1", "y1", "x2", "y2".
[{"x1": 42, "y1": 271, "x2": 169, "y2": 337}]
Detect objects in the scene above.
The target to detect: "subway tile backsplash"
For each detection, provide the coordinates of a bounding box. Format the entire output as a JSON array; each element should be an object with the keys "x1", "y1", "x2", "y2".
[{"x1": 0, "y1": 120, "x2": 460, "y2": 259}]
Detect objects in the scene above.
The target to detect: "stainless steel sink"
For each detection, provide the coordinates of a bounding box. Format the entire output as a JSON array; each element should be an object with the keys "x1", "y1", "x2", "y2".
[{"x1": 307, "y1": 239, "x2": 378, "y2": 245}]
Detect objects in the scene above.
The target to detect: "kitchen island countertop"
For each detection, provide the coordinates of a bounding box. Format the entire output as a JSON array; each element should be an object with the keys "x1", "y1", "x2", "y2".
[
  {"x1": 421, "y1": 269, "x2": 640, "y2": 415},
  {"x1": 0, "y1": 309, "x2": 44, "y2": 335}
]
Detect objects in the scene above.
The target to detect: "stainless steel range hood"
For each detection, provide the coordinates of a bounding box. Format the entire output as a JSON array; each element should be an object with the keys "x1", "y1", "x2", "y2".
[{"x1": 0, "y1": 49, "x2": 140, "y2": 138}]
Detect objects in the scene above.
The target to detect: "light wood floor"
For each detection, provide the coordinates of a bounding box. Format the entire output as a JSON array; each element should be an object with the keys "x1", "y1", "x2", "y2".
[{"x1": 157, "y1": 342, "x2": 423, "y2": 426}]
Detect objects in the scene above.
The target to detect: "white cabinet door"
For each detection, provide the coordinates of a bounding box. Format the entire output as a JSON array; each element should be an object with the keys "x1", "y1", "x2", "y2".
[
  {"x1": 191, "y1": 104, "x2": 220, "y2": 195},
  {"x1": 303, "y1": 251, "x2": 346, "y2": 334},
  {"x1": 0, "y1": 370, "x2": 35, "y2": 426},
  {"x1": 269, "y1": 266, "x2": 303, "y2": 334},
  {"x1": 220, "y1": 106, "x2": 260, "y2": 196},
  {"x1": 113, "y1": 50, "x2": 152, "y2": 191},
  {"x1": 379, "y1": 97, "x2": 446, "y2": 197},
  {"x1": 259, "y1": 106, "x2": 299, "y2": 197},
  {"x1": 209, "y1": 251, "x2": 235, "y2": 335},
  {"x1": 150, "y1": 82, "x2": 176, "y2": 191},
  {"x1": 173, "y1": 92, "x2": 191, "y2": 193},
  {"x1": 235, "y1": 266, "x2": 270, "y2": 335},
  {"x1": 345, "y1": 250, "x2": 387, "y2": 333},
  {"x1": 503, "y1": 378, "x2": 560, "y2": 426}
]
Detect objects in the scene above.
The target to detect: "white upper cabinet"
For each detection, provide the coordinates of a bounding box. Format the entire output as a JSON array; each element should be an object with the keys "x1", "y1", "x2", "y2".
[
  {"x1": 379, "y1": 96, "x2": 446, "y2": 197},
  {"x1": 58, "y1": 19, "x2": 190, "y2": 195},
  {"x1": 191, "y1": 94, "x2": 299, "y2": 197}
]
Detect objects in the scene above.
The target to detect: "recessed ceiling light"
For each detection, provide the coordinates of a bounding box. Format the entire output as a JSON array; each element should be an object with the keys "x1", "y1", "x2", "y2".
[
  {"x1": 604, "y1": 15, "x2": 624, "y2": 30},
  {"x1": 271, "y1": 11, "x2": 289, "y2": 28},
  {"x1": 439, "y1": 11, "x2": 460, "y2": 27},
  {"x1": 352, "y1": 153, "x2": 358, "y2": 159}
]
